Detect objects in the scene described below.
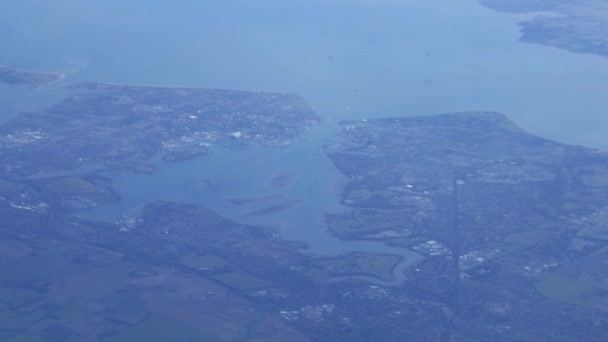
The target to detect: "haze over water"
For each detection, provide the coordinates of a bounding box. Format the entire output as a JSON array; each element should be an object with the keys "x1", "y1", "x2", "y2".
[{"x1": 2, "y1": 0, "x2": 608, "y2": 148}]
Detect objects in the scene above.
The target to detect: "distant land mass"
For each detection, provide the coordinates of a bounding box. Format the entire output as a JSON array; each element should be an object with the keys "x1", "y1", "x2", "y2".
[
  {"x1": 481, "y1": 0, "x2": 608, "y2": 57},
  {"x1": 1, "y1": 81, "x2": 608, "y2": 339},
  {"x1": 0, "y1": 65, "x2": 64, "y2": 88}
]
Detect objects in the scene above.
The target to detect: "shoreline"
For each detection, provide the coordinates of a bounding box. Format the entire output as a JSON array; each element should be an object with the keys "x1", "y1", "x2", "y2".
[
  {"x1": 0, "y1": 64, "x2": 66, "y2": 88},
  {"x1": 65, "y1": 80, "x2": 303, "y2": 97}
]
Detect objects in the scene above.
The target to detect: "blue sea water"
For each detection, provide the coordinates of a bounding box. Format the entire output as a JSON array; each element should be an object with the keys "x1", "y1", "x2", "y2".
[
  {"x1": 3, "y1": 0, "x2": 608, "y2": 146},
  {"x1": 3, "y1": 0, "x2": 608, "y2": 275}
]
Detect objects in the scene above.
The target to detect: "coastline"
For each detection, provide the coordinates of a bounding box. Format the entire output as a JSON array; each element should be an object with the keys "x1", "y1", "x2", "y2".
[{"x1": 0, "y1": 64, "x2": 66, "y2": 88}]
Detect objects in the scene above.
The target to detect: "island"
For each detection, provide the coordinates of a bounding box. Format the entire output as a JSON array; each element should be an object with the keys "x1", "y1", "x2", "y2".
[
  {"x1": 0, "y1": 65, "x2": 64, "y2": 88},
  {"x1": 481, "y1": 0, "x2": 608, "y2": 57}
]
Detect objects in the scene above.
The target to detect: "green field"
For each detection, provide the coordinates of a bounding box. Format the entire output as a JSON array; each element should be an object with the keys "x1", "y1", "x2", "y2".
[{"x1": 535, "y1": 273, "x2": 605, "y2": 306}]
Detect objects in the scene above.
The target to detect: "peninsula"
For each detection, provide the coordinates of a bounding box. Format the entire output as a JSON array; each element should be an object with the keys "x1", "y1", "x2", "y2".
[
  {"x1": 0, "y1": 82, "x2": 322, "y2": 177},
  {"x1": 0, "y1": 65, "x2": 64, "y2": 88},
  {"x1": 324, "y1": 111, "x2": 608, "y2": 340}
]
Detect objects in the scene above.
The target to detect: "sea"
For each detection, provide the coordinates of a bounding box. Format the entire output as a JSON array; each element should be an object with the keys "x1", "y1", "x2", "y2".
[{"x1": 2, "y1": 0, "x2": 608, "y2": 283}]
